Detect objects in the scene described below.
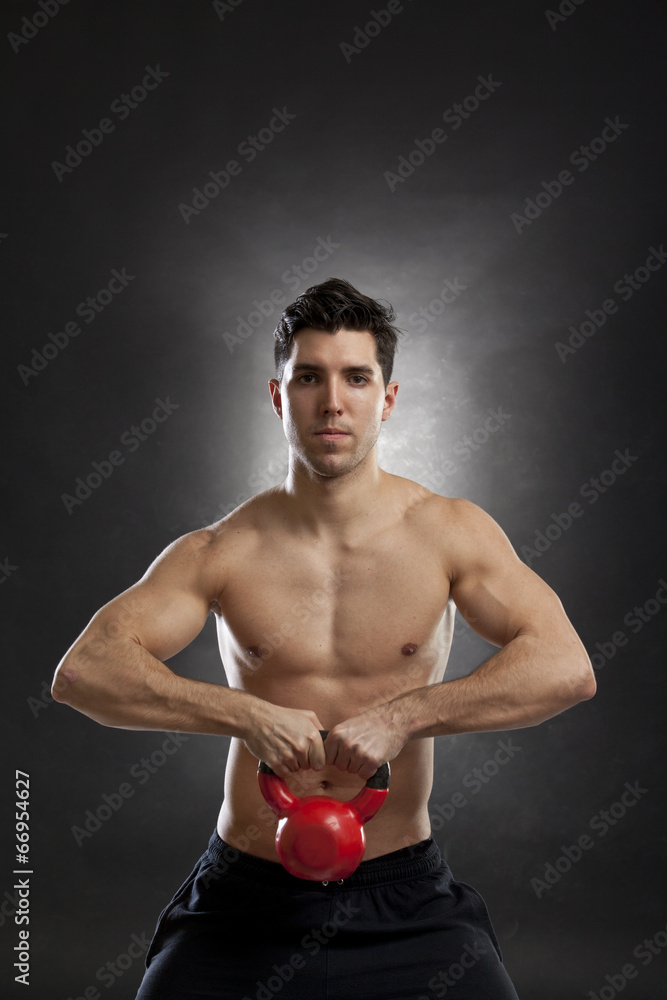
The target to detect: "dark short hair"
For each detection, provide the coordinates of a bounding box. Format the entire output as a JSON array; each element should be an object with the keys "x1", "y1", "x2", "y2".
[{"x1": 273, "y1": 277, "x2": 400, "y2": 386}]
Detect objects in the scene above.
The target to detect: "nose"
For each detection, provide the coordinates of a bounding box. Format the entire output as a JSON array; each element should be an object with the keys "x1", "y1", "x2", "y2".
[{"x1": 320, "y1": 377, "x2": 343, "y2": 415}]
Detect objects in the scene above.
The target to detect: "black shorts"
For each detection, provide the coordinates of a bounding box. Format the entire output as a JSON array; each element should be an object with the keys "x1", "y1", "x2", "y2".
[{"x1": 135, "y1": 829, "x2": 519, "y2": 1000}]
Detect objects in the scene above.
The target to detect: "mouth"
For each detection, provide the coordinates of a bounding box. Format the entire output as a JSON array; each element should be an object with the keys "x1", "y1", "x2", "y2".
[{"x1": 314, "y1": 430, "x2": 350, "y2": 440}]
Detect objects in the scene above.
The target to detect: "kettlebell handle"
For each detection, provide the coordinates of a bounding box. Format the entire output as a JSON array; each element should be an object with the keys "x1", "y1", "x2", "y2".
[{"x1": 258, "y1": 729, "x2": 390, "y2": 790}]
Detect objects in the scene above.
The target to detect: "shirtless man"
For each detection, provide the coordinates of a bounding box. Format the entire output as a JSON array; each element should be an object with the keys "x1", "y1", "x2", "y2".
[{"x1": 52, "y1": 277, "x2": 596, "y2": 999}]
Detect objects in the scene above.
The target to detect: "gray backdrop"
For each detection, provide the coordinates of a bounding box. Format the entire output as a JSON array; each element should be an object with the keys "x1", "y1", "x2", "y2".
[{"x1": 3, "y1": 1, "x2": 666, "y2": 997}]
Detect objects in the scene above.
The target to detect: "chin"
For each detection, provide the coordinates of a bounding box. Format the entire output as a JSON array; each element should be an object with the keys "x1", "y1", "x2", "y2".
[
  {"x1": 320, "y1": 463, "x2": 361, "y2": 479},
  {"x1": 303, "y1": 455, "x2": 349, "y2": 476}
]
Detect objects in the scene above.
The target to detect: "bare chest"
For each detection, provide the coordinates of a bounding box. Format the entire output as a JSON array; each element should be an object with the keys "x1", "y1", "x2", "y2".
[{"x1": 214, "y1": 529, "x2": 454, "y2": 709}]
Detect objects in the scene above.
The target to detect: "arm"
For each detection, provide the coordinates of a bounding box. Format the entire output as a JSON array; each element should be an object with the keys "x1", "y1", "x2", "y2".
[
  {"x1": 397, "y1": 499, "x2": 597, "y2": 737},
  {"x1": 325, "y1": 499, "x2": 596, "y2": 778},
  {"x1": 52, "y1": 528, "x2": 326, "y2": 776}
]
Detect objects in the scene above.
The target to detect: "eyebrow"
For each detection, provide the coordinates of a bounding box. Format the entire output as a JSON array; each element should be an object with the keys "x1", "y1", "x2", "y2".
[{"x1": 291, "y1": 363, "x2": 377, "y2": 376}]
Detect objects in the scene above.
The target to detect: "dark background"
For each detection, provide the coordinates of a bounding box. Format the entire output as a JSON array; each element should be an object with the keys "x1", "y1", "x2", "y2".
[{"x1": 2, "y1": 0, "x2": 666, "y2": 997}]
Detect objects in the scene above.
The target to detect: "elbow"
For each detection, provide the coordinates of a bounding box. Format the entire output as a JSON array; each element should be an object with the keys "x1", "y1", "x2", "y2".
[
  {"x1": 579, "y1": 668, "x2": 598, "y2": 701},
  {"x1": 52, "y1": 643, "x2": 93, "y2": 707},
  {"x1": 51, "y1": 660, "x2": 114, "y2": 727},
  {"x1": 542, "y1": 652, "x2": 596, "y2": 720},
  {"x1": 51, "y1": 662, "x2": 78, "y2": 704},
  {"x1": 577, "y1": 671, "x2": 597, "y2": 703},
  {"x1": 568, "y1": 652, "x2": 597, "y2": 706}
]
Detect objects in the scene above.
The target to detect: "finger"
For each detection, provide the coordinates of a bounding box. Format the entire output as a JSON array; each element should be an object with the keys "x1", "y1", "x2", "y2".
[
  {"x1": 272, "y1": 761, "x2": 293, "y2": 780},
  {"x1": 306, "y1": 711, "x2": 324, "y2": 729},
  {"x1": 292, "y1": 746, "x2": 311, "y2": 772},
  {"x1": 276, "y1": 746, "x2": 301, "y2": 777},
  {"x1": 345, "y1": 756, "x2": 363, "y2": 775},
  {"x1": 310, "y1": 736, "x2": 326, "y2": 771},
  {"x1": 332, "y1": 748, "x2": 353, "y2": 772},
  {"x1": 323, "y1": 736, "x2": 339, "y2": 768},
  {"x1": 297, "y1": 733, "x2": 324, "y2": 771}
]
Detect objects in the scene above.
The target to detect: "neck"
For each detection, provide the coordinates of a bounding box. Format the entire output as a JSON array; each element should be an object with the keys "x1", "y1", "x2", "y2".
[{"x1": 280, "y1": 448, "x2": 388, "y2": 539}]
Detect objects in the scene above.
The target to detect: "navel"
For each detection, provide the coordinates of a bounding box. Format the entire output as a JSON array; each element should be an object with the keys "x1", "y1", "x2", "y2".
[{"x1": 401, "y1": 642, "x2": 418, "y2": 656}]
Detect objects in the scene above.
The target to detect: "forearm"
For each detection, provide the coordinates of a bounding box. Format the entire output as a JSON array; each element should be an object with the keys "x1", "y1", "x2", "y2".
[
  {"x1": 51, "y1": 635, "x2": 261, "y2": 737},
  {"x1": 390, "y1": 632, "x2": 596, "y2": 739}
]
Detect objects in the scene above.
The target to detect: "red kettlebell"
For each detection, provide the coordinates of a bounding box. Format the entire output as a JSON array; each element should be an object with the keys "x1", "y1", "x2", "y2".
[{"x1": 257, "y1": 730, "x2": 390, "y2": 881}]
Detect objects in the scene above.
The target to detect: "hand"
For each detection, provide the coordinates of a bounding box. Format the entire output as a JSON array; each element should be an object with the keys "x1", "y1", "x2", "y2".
[
  {"x1": 243, "y1": 703, "x2": 327, "y2": 779},
  {"x1": 323, "y1": 703, "x2": 409, "y2": 781}
]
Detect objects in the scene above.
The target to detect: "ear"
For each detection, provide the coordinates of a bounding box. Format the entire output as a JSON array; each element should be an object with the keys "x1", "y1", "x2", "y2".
[
  {"x1": 381, "y1": 381, "x2": 399, "y2": 422},
  {"x1": 268, "y1": 378, "x2": 283, "y2": 419}
]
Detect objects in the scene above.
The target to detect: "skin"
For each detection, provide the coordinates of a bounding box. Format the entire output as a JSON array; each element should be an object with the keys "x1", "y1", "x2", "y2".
[{"x1": 52, "y1": 327, "x2": 596, "y2": 862}]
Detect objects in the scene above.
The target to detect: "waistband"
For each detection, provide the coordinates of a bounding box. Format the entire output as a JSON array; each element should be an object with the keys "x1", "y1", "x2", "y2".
[{"x1": 206, "y1": 828, "x2": 444, "y2": 890}]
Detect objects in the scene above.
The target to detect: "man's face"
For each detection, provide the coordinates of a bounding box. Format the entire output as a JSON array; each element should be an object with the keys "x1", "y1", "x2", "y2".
[{"x1": 268, "y1": 327, "x2": 398, "y2": 479}]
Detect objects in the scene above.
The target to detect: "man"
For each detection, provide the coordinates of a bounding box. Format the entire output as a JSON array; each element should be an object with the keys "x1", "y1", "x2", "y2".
[{"x1": 52, "y1": 277, "x2": 596, "y2": 999}]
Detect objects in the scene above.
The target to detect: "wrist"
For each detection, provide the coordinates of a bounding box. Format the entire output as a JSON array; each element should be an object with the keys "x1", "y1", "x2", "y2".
[
  {"x1": 226, "y1": 686, "x2": 263, "y2": 741},
  {"x1": 379, "y1": 693, "x2": 415, "y2": 742},
  {"x1": 389, "y1": 686, "x2": 435, "y2": 741}
]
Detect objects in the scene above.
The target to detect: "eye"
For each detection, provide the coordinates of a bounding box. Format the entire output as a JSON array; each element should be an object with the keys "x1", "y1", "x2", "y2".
[
  {"x1": 297, "y1": 374, "x2": 317, "y2": 383},
  {"x1": 349, "y1": 375, "x2": 367, "y2": 384}
]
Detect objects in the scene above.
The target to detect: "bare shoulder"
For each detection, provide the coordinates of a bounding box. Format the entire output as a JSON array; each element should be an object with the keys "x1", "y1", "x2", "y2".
[
  {"x1": 135, "y1": 493, "x2": 272, "y2": 600},
  {"x1": 204, "y1": 487, "x2": 280, "y2": 539},
  {"x1": 132, "y1": 523, "x2": 225, "y2": 607},
  {"x1": 201, "y1": 487, "x2": 281, "y2": 574},
  {"x1": 392, "y1": 477, "x2": 486, "y2": 532},
  {"x1": 421, "y1": 494, "x2": 507, "y2": 538},
  {"x1": 393, "y1": 482, "x2": 517, "y2": 578}
]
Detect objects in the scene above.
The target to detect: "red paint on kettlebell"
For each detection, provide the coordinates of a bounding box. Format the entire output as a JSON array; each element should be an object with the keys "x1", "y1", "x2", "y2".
[{"x1": 257, "y1": 731, "x2": 390, "y2": 881}]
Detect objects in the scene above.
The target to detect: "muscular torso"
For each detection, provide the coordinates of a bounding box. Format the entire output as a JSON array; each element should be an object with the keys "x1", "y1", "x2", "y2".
[{"x1": 210, "y1": 476, "x2": 455, "y2": 864}]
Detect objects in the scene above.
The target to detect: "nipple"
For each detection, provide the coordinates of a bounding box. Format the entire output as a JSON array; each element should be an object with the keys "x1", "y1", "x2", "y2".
[
  {"x1": 401, "y1": 643, "x2": 418, "y2": 656},
  {"x1": 245, "y1": 645, "x2": 265, "y2": 659}
]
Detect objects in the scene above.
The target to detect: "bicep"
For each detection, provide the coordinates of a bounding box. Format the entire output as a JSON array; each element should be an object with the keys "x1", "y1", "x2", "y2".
[
  {"x1": 447, "y1": 501, "x2": 570, "y2": 648},
  {"x1": 75, "y1": 530, "x2": 218, "y2": 664}
]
